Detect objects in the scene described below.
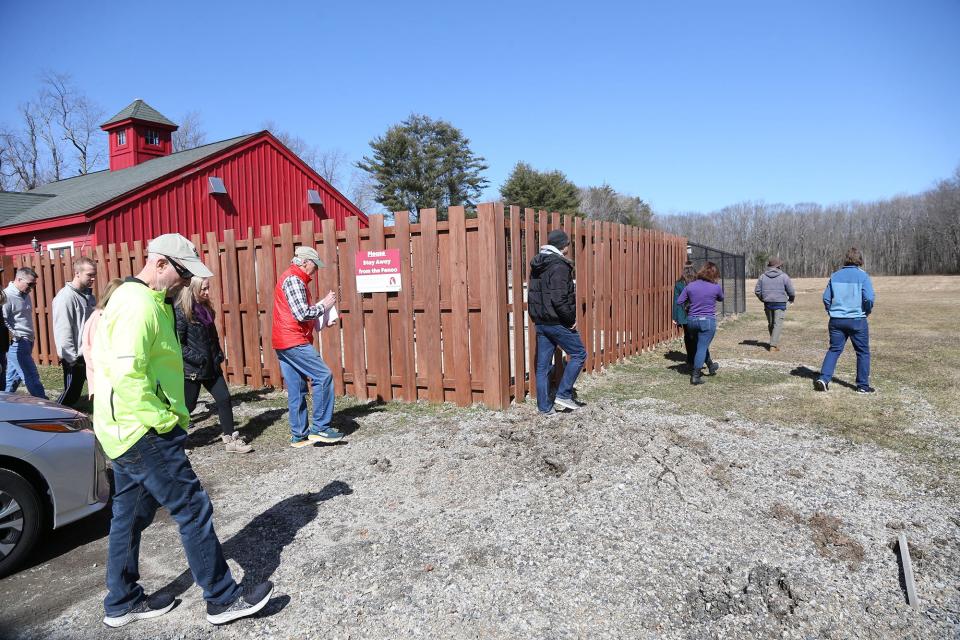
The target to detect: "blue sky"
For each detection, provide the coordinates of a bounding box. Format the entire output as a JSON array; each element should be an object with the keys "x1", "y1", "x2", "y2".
[{"x1": 2, "y1": 0, "x2": 958, "y2": 214}]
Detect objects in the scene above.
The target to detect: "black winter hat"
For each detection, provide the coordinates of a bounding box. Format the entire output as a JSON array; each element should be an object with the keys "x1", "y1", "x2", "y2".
[{"x1": 547, "y1": 229, "x2": 570, "y2": 250}]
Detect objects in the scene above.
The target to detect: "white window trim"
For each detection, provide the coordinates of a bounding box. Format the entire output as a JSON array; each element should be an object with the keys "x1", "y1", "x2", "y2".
[{"x1": 47, "y1": 241, "x2": 75, "y2": 257}]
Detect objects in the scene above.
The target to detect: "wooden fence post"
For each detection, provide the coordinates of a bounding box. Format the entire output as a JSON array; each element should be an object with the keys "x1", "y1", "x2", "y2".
[{"x1": 477, "y1": 203, "x2": 510, "y2": 409}]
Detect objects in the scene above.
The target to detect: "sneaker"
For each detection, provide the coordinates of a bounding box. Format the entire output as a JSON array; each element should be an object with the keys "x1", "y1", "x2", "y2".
[
  {"x1": 290, "y1": 436, "x2": 311, "y2": 448},
  {"x1": 223, "y1": 432, "x2": 253, "y2": 454},
  {"x1": 814, "y1": 379, "x2": 829, "y2": 392},
  {"x1": 553, "y1": 397, "x2": 583, "y2": 411},
  {"x1": 539, "y1": 408, "x2": 562, "y2": 418},
  {"x1": 707, "y1": 362, "x2": 720, "y2": 376},
  {"x1": 206, "y1": 581, "x2": 274, "y2": 625},
  {"x1": 856, "y1": 386, "x2": 876, "y2": 394},
  {"x1": 690, "y1": 374, "x2": 705, "y2": 386},
  {"x1": 769, "y1": 346, "x2": 780, "y2": 352},
  {"x1": 103, "y1": 592, "x2": 176, "y2": 628},
  {"x1": 308, "y1": 427, "x2": 345, "y2": 444}
]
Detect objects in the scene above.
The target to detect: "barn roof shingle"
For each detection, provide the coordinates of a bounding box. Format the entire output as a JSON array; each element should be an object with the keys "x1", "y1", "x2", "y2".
[{"x1": 0, "y1": 134, "x2": 256, "y2": 229}]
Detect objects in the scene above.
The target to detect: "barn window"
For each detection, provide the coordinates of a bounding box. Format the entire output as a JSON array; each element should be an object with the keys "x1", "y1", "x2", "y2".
[
  {"x1": 117, "y1": 130, "x2": 126, "y2": 145},
  {"x1": 145, "y1": 129, "x2": 160, "y2": 145}
]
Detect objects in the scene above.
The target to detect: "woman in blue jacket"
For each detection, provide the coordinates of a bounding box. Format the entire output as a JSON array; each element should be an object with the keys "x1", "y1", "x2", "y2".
[{"x1": 672, "y1": 262, "x2": 697, "y2": 370}]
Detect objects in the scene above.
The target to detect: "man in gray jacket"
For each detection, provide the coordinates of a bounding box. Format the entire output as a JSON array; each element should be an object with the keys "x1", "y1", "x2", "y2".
[
  {"x1": 52, "y1": 256, "x2": 97, "y2": 406},
  {"x1": 3, "y1": 267, "x2": 45, "y2": 397},
  {"x1": 754, "y1": 257, "x2": 796, "y2": 352}
]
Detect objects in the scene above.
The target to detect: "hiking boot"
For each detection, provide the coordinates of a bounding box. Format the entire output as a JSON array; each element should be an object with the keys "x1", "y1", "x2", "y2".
[
  {"x1": 814, "y1": 379, "x2": 829, "y2": 392},
  {"x1": 769, "y1": 346, "x2": 780, "y2": 352},
  {"x1": 290, "y1": 436, "x2": 311, "y2": 448},
  {"x1": 554, "y1": 396, "x2": 584, "y2": 411},
  {"x1": 103, "y1": 592, "x2": 176, "y2": 628},
  {"x1": 206, "y1": 581, "x2": 273, "y2": 625},
  {"x1": 308, "y1": 427, "x2": 345, "y2": 444},
  {"x1": 856, "y1": 386, "x2": 876, "y2": 394},
  {"x1": 222, "y1": 432, "x2": 253, "y2": 454},
  {"x1": 707, "y1": 362, "x2": 719, "y2": 376},
  {"x1": 690, "y1": 372, "x2": 705, "y2": 385}
]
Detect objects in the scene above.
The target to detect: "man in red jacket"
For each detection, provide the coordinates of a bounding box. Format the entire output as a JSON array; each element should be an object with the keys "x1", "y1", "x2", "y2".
[{"x1": 273, "y1": 246, "x2": 343, "y2": 448}]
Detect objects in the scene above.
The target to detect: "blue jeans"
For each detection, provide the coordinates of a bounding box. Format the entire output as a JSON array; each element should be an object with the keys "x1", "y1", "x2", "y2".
[
  {"x1": 5, "y1": 338, "x2": 45, "y2": 398},
  {"x1": 535, "y1": 324, "x2": 587, "y2": 413},
  {"x1": 105, "y1": 427, "x2": 240, "y2": 616},
  {"x1": 276, "y1": 344, "x2": 334, "y2": 439},
  {"x1": 818, "y1": 317, "x2": 870, "y2": 388},
  {"x1": 687, "y1": 316, "x2": 717, "y2": 371}
]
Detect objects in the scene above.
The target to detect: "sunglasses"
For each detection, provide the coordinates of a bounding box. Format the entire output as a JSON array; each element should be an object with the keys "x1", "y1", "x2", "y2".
[{"x1": 164, "y1": 256, "x2": 194, "y2": 280}]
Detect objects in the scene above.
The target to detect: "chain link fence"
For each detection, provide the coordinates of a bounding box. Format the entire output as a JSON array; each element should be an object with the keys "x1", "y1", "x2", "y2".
[{"x1": 686, "y1": 242, "x2": 746, "y2": 316}]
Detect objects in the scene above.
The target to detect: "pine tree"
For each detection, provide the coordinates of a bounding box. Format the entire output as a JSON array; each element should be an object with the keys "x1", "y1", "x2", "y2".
[
  {"x1": 499, "y1": 162, "x2": 580, "y2": 214},
  {"x1": 357, "y1": 114, "x2": 488, "y2": 219}
]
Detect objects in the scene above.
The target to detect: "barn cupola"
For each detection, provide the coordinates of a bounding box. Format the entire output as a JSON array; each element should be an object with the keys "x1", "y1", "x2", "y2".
[{"x1": 100, "y1": 99, "x2": 178, "y2": 171}]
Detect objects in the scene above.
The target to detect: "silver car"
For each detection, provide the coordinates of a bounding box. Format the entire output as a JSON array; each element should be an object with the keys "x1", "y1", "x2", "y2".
[{"x1": 0, "y1": 392, "x2": 110, "y2": 577}]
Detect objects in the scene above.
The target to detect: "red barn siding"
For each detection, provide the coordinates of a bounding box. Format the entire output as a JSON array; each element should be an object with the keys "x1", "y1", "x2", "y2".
[
  {"x1": 94, "y1": 138, "x2": 361, "y2": 244},
  {"x1": 0, "y1": 225, "x2": 94, "y2": 257}
]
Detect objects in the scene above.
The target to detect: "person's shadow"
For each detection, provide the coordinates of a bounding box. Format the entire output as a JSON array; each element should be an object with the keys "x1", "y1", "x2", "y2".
[
  {"x1": 186, "y1": 407, "x2": 286, "y2": 449},
  {"x1": 790, "y1": 365, "x2": 858, "y2": 391},
  {"x1": 156, "y1": 480, "x2": 353, "y2": 614},
  {"x1": 739, "y1": 339, "x2": 770, "y2": 350},
  {"x1": 664, "y1": 350, "x2": 693, "y2": 375}
]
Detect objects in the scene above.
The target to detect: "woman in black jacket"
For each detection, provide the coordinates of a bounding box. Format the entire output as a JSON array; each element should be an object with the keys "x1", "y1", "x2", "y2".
[{"x1": 175, "y1": 277, "x2": 251, "y2": 453}]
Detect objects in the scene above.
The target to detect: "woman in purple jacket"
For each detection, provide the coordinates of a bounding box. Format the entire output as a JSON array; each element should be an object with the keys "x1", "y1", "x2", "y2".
[{"x1": 676, "y1": 262, "x2": 724, "y2": 385}]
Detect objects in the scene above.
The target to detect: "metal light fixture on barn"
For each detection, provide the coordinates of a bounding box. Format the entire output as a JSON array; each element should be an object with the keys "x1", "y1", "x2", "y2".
[
  {"x1": 208, "y1": 177, "x2": 228, "y2": 195},
  {"x1": 31, "y1": 237, "x2": 41, "y2": 253}
]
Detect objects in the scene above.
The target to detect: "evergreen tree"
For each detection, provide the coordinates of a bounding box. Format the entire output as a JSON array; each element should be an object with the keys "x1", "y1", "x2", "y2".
[
  {"x1": 499, "y1": 162, "x2": 580, "y2": 214},
  {"x1": 357, "y1": 114, "x2": 488, "y2": 219}
]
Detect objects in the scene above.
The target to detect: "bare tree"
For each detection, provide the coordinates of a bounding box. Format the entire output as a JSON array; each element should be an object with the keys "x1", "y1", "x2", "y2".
[
  {"x1": 657, "y1": 167, "x2": 960, "y2": 277},
  {"x1": 39, "y1": 71, "x2": 105, "y2": 175},
  {"x1": 0, "y1": 106, "x2": 46, "y2": 190},
  {"x1": 314, "y1": 148, "x2": 349, "y2": 189},
  {"x1": 580, "y1": 183, "x2": 655, "y2": 228},
  {"x1": 172, "y1": 110, "x2": 207, "y2": 152}
]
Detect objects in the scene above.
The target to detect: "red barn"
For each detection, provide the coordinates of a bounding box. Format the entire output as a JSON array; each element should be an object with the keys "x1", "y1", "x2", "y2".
[{"x1": 0, "y1": 99, "x2": 368, "y2": 257}]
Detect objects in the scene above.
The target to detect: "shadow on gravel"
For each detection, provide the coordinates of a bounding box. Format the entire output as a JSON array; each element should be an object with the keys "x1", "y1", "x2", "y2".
[
  {"x1": 664, "y1": 350, "x2": 694, "y2": 375},
  {"x1": 790, "y1": 365, "x2": 858, "y2": 391},
  {"x1": 188, "y1": 387, "x2": 281, "y2": 424},
  {"x1": 332, "y1": 402, "x2": 387, "y2": 437},
  {"x1": 739, "y1": 339, "x2": 771, "y2": 350},
  {"x1": 186, "y1": 408, "x2": 286, "y2": 449},
  {"x1": 664, "y1": 350, "x2": 688, "y2": 362},
  {"x1": 157, "y1": 481, "x2": 353, "y2": 607}
]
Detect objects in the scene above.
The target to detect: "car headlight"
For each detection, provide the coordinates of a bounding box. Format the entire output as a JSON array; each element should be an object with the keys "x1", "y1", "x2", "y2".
[{"x1": 10, "y1": 416, "x2": 92, "y2": 433}]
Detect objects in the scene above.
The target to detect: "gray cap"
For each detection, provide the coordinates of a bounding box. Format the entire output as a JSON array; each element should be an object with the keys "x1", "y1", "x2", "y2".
[
  {"x1": 295, "y1": 246, "x2": 324, "y2": 269},
  {"x1": 147, "y1": 233, "x2": 213, "y2": 278}
]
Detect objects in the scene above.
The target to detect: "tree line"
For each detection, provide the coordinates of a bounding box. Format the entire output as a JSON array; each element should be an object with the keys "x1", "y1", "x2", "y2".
[{"x1": 656, "y1": 170, "x2": 960, "y2": 278}]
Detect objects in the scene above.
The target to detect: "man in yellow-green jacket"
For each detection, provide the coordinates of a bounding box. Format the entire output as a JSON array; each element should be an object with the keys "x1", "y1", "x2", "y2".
[{"x1": 93, "y1": 233, "x2": 273, "y2": 629}]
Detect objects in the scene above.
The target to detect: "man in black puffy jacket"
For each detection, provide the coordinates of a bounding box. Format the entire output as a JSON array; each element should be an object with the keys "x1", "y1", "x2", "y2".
[{"x1": 528, "y1": 229, "x2": 587, "y2": 414}]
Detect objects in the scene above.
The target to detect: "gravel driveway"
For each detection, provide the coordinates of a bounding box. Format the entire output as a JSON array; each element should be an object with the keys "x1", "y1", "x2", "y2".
[{"x1": 2, "y1": 388, "x2": 957, "y2": 639}]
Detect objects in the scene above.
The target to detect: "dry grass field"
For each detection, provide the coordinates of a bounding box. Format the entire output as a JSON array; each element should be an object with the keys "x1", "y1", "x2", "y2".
[{"x1": 580, "y1": 275, "x2": 960, "y2": 494}]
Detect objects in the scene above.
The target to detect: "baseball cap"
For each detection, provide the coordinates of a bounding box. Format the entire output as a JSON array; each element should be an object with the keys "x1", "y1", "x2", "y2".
[
  {"x1": 295, "y1": 246, "x2": 324, "y2": 269},
  {"x1": 147, "y1": 233, "x2": 213, "y2": 278}
]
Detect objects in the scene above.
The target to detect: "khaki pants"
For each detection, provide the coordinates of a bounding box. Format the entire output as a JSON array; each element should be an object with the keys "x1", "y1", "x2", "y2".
[{"x1": 765, "y1": 308, "x2": 785, "y2": 347}]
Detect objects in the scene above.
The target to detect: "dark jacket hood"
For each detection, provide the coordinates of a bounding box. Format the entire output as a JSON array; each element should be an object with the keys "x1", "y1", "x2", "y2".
[{"x1": 530, "y1": 251, "x2": 570, "y2": 275}]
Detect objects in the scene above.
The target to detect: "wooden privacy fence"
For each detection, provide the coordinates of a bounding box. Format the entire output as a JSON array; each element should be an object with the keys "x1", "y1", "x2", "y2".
[{"x1": 2, "y1": 204, "x2": 686, "y2": 409}]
